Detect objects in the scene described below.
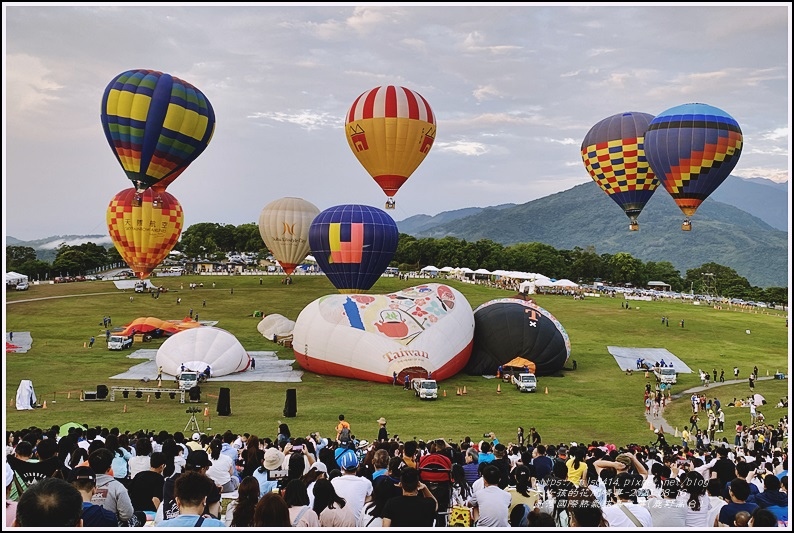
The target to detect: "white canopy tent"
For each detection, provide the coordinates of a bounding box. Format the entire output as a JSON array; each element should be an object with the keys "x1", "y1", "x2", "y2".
[
  {"x1": 554, "y1": 279, "x2": 580, "y2": 287},
  {"x1": 6, "y1": 271, "x2": 28, "y2": 286},
  {"x1": 420, "y1": 265, "x2": 439, "y2": 272},
  {"x1": 439, "y1": 266, "x2": 454, "y2": 273}
]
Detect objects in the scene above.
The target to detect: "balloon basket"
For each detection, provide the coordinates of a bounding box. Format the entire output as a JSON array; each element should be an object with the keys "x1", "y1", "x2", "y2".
[
  {"x1": 681, "y1": 220, "x2": 692, "y2": 231},
  {"x1": 629, "y1": 222, "x2": 639, "y2": 231}
]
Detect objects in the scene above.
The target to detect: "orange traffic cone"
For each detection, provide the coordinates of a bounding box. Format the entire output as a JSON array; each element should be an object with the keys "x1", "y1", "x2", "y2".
[
  {"x1": 158, "y1": 379, "x2": 162, "y2": 388},
  {"x1": 42, "y1": 401, "x2": 47, "y2": 409},
  {"x1": 463, "y1": 386, "x2": 467, "y2": 395},
  {"x1": 203, "y1": 406, "x2": 210, "y2": 417},
  {"x1": 123, "y1": 404, "x2": 127, "y2": 413},
  {"x1": 497, "y1": 383, "x2": 501, "y2": 394},
  {"x1": 83, "y1": 342, "x2": 87, "y2": 348},
  {"x1": 545, "y1": 387, "x2": 549, "y2": 394},
  {"x1": 147, "y1": 395, "x2": 151, "y2": 403},
  {"x1": 443, "y1": 389, "x2": 447, "y2": 397},
  {"x1": 649, "y1": 421, "x2": 654, "y2": 431},
  {"x1": 456, "y1": 387, "x2": 462, "y2": 396}
]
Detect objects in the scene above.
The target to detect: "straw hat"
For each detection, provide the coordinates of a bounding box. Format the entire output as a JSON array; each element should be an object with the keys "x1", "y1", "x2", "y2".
[
  {"x1": 264, "y1": 447, "x2": 285, "y2": 470},
  {"x1": 377, "y1": 417, "x2": 387, "y2": 425}
]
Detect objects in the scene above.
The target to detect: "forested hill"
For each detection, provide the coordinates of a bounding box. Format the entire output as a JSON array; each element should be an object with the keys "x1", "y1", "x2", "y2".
[{"x1": 400, "y1": 182, "x2": 788, "y2": 288}]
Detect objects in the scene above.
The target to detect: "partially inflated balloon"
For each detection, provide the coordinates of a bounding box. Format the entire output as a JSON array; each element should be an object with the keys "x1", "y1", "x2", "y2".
[
  {"x1": 309, "y1": 204, "x2": 399, "y2": 294},
  {"x1": 107, "y1": 187, "x2": 184, "y2": 279},
  {"x1": 258, "y1": 197, "x2": 320, "y2": 276},
  {"x1": 581, "y1": 112, "x2": 658, "y2": 231},
  {"x1": 101, "y1": 69, "x2": 216, "y2": 192},
  {"x1": 644, "y1": 103, "x2": 743, "y2": 230},
  {"x1": 345, "y1": 85, "x2": 436, "y2": 209}
]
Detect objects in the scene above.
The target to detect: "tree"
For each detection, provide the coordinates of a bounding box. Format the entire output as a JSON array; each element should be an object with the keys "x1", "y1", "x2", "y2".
[
  {"x1": 6, "y1": 246, "x2": 37, "y2": 267},
  {"x1": 608, "y1": 252, "x2": 644, "y2": 286},
  {"x1": 684, "y1": 263, "x2": 751, "y2": 299}
]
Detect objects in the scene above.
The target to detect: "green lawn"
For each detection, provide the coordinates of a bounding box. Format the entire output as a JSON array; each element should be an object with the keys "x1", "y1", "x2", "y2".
[{"x1": 4, "y1": 275, "x2": 789, "y2": 447}]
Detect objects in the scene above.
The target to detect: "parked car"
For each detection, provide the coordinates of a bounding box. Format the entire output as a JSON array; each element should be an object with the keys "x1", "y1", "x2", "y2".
[{"x1": 15, "y1": 281, "x2": 29, "y2": 291}]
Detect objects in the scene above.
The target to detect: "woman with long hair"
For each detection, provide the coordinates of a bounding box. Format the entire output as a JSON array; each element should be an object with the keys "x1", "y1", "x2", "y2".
[
  {"x1": 283, "y1": 478, "x2": 320, "y2": 527},
  {"x1": 224, "y1": 476, "x2": 260, "y2": 527},
  {"x1": 357, "y1": 475, "x2": 393, "y2": 527},
  {"x1": 207, "y1": 438, "x2": 240, "y2": 493},
  {"x1": 566, "y1": 446, "x2": 588, "y2": 486},
  {"x1": 677, "y1": 470, "x2": 711, "y2": 527},
  {"x1": 105, "y1": 433, "x2": 132, "y2": 486},
  {"x1": 160, "y1": 438, "x2": 185, "y2": 478},
  {"x1": 450, "y1": 463, "x2": 473, "y2": 507},
  {"x1": 312, "y1": 478, "x2": 355, "y2": 526},
  {"x1": 253, "y1": 491, "x2": 291, "y2": 527},
  {"x1": 128, "y1": 437, "x2": 152, "y2": 478},
  {"x1": 507, "y1": 464, "x2": 539, "y2": 516},
  {"x1": 277, "y1": 423, "x2": 291, "y2": 449},
  {"x1": 566, "y1": 486, "x2": 608, "y2": 527},
  {"x1": 240, "y1": 435, "x2": 264, "y2": 479}
]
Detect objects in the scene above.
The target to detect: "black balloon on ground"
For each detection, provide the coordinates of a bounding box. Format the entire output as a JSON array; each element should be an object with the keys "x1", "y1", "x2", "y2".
[{"x1": 465, "y1": 298, "x2": 570, "y2": 376}]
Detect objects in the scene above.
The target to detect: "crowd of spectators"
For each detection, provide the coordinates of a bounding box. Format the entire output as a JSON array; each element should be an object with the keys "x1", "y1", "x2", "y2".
[{"x1": 4, "y1": 415, "x2": 789, "y2": 528}]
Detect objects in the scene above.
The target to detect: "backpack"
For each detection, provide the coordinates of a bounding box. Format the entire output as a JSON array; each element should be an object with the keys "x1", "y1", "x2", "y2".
[{"x1": 339, "y1": 426, "x2": 351, "y2": 444}]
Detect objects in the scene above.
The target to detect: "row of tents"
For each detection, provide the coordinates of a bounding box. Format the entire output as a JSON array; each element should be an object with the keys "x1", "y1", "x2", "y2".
[{"x1": 419, "y1": 266, "x2": 579, "y2": 288}]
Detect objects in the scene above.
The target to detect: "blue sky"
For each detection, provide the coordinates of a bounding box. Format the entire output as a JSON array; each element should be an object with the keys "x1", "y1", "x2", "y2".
[{"x1": 3, "y1": 3, "x2": 791, "y2": 241}]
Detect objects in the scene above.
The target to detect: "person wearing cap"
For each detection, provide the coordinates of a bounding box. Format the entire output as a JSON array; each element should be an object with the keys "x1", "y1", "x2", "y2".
[
  {"x1": 88, "y1": 447, "x2": 136, "y2": 524},
  {"x1": 305, "y1": 461, "x2": 328, "y2": 509},
  {"x1": 156, "y1": 471, "x2": 225, "y2": 527},
  {"x1": 187, "y1": 432, "x2": 204, "y2": 452},
  {"x1": 159, "y1": 449, "x2": 222, "y2": 523},
  {"x1": 69, "y1": 465, "x2": 119, "y2": 526},
  {"x1": 12, "y1": 477, "x2": 84, "y2": 527},
  {"x1": 382, "y1": 466, "x2": 438, "y2": 527},
  {"x1": 377, "y1": 417, "x2": 388, "y2": 442},
  {"x1": 253, "y1": 446, "x2": 285, "y2": 498},
  {"x1": 331, "y1": 447, "x2": 373, "y2": 522}
]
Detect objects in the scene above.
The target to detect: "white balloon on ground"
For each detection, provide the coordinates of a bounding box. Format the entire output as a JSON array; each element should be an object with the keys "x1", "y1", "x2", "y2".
[
  {"x1": 292, "y1": 283, "x2": 474, "y2": 383},
  {"x1": 257, "y1": 314, "x2": 296, "y2": 338},
  {"x1": 156, "y1": 327, "x2": 250, "y2": 377}
]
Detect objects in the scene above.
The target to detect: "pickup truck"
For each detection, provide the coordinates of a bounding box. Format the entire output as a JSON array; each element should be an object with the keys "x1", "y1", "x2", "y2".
[
  {"x1": 107, "y1": 335, "x2": 133, "y2": 350},
  {"x1": 511, "y1": 372, "x2": 538, "y2": 393},
  {"x1": 412, "y1": 378, "x2": 438, "y2": 400}
]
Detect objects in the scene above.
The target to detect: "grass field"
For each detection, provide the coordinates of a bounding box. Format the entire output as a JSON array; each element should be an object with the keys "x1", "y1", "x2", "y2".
[{"x1": 4, "y1": 274, "x2": 790, "y2": 447}]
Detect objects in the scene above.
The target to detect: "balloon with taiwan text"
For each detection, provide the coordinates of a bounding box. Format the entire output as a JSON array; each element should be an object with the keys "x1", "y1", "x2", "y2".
[
  {"x1": 258, "y1": 197, "x2": 320, "y2": 277},
  {"x1": 643, "y1": 103, "x2": 743, "y2": 231},
  {"x1": 309, "y1": 204, "x2": 399, "y2": 294},
  {"x1": 581, "y1": 112, "x2": 659, "y2": 231},
  {"x1": 345, "y1": 85, "x2": 436, "y2": 210},
  {"x1": 106, "y1": 187, "x2": 184, "y2": 280},
  {"x1": 100, "y1": 69, "x2": 216, "y2": 192}
]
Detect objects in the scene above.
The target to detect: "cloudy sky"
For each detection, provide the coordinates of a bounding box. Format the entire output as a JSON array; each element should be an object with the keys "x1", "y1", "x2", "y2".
[{"x1": 3, "y1": 3, "x2": 791, "y2": 242}]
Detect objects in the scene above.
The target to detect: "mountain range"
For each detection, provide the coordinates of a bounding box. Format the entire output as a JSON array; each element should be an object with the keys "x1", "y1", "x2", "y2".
[
  {"x1": 6, "y1": 176, "x2": 789, "y2": 288},
  {"x1": 397, "y1": 176, "x2": 789, "y2": 288}
]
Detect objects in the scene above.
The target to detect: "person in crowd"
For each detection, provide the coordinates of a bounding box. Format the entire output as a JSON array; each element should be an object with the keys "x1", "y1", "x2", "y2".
[
  {"x1": 602, "y1": 473, "x2": 653, "y2": 527},
  {"x1": 566, "y1": 445, "x2": 588, "y2": 487},
  {"x1": 240, "y1": 434, "x2": 265, "y2": 479},
  {"x1": 312, "y1": 477, "x2": 356, "y2": 526},
  {"x1": 156, "y1": 470, "x2": 225, "y2": 527},
  {"x1": 224, "y1": 475, "x2": 259, "y2": 527},
  {"x1": 253, "y1": 446, "x2": 284, "y2": 497},
  {"x1": 468, "y1": 464, "x2": 511, "y2": 527},
  {"x1": 105, "y1": 433, "x2": 132, "y2": 486},
  {"x1": 566, "y1": 485, "x2": 608, "y2": 527},
  {"x1": 127, "y1": 450, "x2": 167, "y2": 514},
  {"x1": 69, "y1": 465, "x2": 118, "y2": 527},
  {"x1": 749, "y1": 507, "x2": 780, "y2": 527},
  {"x1": 251, "y1": 491, "x2": 290, "y2": 527},
  {"x1": 645, "y1": 477, "x2": 687, "y2": 526},
  {"x1": 88, "y1": 447, "x2": 136, "y2": 524},
  {"x1": 356, "y1": 476, "x2": 394, "y2": 527},
  {"x1": 506, "y1": 464, "x2": 538, "y2": 517},
  {"x1": 747, "y1": 469, "x2": 788, "y2": 522},
  {"x1": 283, "y1": 478, "x2": 320, "y2": 527},
  {"x1": 128, "y1": 436, "x2": 153, "y2": 479},
  {"x1": 717, "y1": 478, "x2": 759, "y2": 526},
  {"x1": 160, "y1": 449, "x2": 222, "y2": 522},
  {"x1": 13, "y1": 477, "x2": 84, "y2": 527},
  {"x1": 331, "y1": 447, "x2": 373, "y2": 522},
  {"x1": 382, "y1": 466, "x2": 438, "y2": 527},
  {"x1": 207, "y1": 438, "x2": 240, "y2": 493}
]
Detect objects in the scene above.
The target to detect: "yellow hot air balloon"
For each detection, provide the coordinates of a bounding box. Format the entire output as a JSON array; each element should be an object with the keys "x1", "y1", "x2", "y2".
[
  {"x1": 107, "y1": 187, "x2": 184, "y2": 279},
  {"x1": 345, "y1": 85, "x2": 436, "y2": 209},
  {"x1": 258, "y1": 197, "x2": 320, "y2": 277}
]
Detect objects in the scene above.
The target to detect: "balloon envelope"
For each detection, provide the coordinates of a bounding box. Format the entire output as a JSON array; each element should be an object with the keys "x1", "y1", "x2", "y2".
[
  {"x1": 101, "y1": 69, "x2": 216, "y2": 192},
  {"x1": 345, "y1": 85, "x2": 436, "y2": 202},
  {"x1": 258, "y1": 197, "x2": 320, "y2": 276},
  {"x1": 581, "y1": 112, "x2": 658, "y2": 228},
  {"x1": 107, "y1": 187, "x2": 184, "y2": 280},
  {"x1": 292, "y1": 283, "x2": 474, "y2": 383},
  {"x1": 156, "y1": 327, "x2": 250, "y2": 377},
  {"x1": 644, "y1": 103, "x2": 743, "y2": 220},
  {"x1": 465, "y1": 298, "x2": 571, "y2": 376},
  {"x1": 309, "y1": 204, "x2": 399, "y2": 294}
]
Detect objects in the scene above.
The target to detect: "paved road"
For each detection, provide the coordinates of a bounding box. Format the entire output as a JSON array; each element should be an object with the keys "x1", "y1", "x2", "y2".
[{"x1": 643, "y1": 375, "x2": 784, "y2": 439}]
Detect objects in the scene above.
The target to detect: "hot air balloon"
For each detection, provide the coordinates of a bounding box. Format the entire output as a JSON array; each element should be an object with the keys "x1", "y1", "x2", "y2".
[
  {"x1": 156, "y1": 327, "x2": 251, "y2": 377},
  {"x1": 465, "y1": 298, "x2": 571, "y2": 376},
  {"x1": 345, "y1": 85, "x2": 436, "y2": 209},
  {"x1": 308, "y1": 204, "x2": 399, "y2": 294},
  {"x1": 100, "y1": 69, "x2": 216, "y2": 193},
  {"x1": 581, "y1": 112, "x2": 659, "y2": 231},
  {"x1": 292, "y1": 283, "x2": 474, "y2": 383},
  {"x1": 258, "y1": 197, "x2": 320, "y2": 277},
  {"x1": 106, "y1": 187, "x2": 184, "y2": 280},
  {"x1": 644, "y1": 103, "x2": 743, "y2": 231}
]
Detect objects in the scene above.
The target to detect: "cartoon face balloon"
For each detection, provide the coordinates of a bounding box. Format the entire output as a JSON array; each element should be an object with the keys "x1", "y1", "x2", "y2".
[
  {"x1": 106, "y1": 187, "x2": 184, "y2": 279},
  {"x1": 309, "y1": 204, "x2": 399, "y2": 294},
  {"x1": 581, "y1": 112, "x2": 659, "y2": 231},
  {"x1": 101, "y1": 69, "x2": 216, "y2": 192},
  {"x1": 258, "y1": 197, "x2": 320, "y2": 276},
  {"x1": 644, "y1": 103, "x2": 743, "y2": 230},
  {"x1": 345, "y1": 85, "x2": 436, "y2": 209}
]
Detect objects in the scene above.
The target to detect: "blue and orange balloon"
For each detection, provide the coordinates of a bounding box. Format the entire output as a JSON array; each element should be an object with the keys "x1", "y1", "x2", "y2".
[
  {"x1": 644, "y1": 103, "x2": 743, "y2": 230},
  {"x1": 101, "y1": 69, "x2": 216, "y2": 193},
  {"x1": 581, "y1": 112, "x2": 659, "y2": 231},
  {"x1": 309, "y1": 205, "x2": 399, "y2": 294}
]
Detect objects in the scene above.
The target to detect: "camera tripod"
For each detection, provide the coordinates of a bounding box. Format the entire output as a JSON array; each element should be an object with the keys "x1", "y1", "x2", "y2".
[{"x1": 185, "y1": 411, "x2": 201, "y2": 433}]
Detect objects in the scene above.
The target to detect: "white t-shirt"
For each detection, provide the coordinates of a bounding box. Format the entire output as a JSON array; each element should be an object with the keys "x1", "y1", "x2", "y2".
[
  {"x1": 676, "y1": 493, "x2": 711, "y2": 527},
  {"x1": 603, "y1": 501, "x2": 654, "y2": 527},
  {"x1": 331, "y1": 474, "x2": 373, "y2": 522},
  {"x1": 127, "y1": 455, "x2": 151, "y2": 479},
  {"x1": 206, "y1": 454, "x2": 234, "y2": 486},
  {"x1": 469, "y1": 485, "x2": 511, "y2": 527},
  {"x1": 289, "y1": 504, "x2": 320, "y2": 527}
]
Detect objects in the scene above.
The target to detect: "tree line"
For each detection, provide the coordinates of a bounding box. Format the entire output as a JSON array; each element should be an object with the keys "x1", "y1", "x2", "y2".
[{"x1": 6, "y1": 222, "x2": 788, "y2": 306}]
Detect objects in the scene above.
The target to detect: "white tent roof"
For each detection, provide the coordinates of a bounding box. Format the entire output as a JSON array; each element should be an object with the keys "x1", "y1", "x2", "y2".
[
  {"x1": 473, "y1": 268, "x2": 492, "y2": 275},
  {"x1": 458, "y1": 267, "x2": 474, "y2": 274},
  {"x1": 6, "y1": 271, "x2": 28, "y2": 283},
  {"x1": 420, "y1": 265, "x2": 439, "y2": 272},
  {"x1": 554, "y1": 279, "x2": 580, "y2": 287},
  {"x1": 533, "y1": 278, "x2": 557, "y2": 287},
  {"x1": 439, "y1": 266, "x2": 454, "y2": 272}
]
